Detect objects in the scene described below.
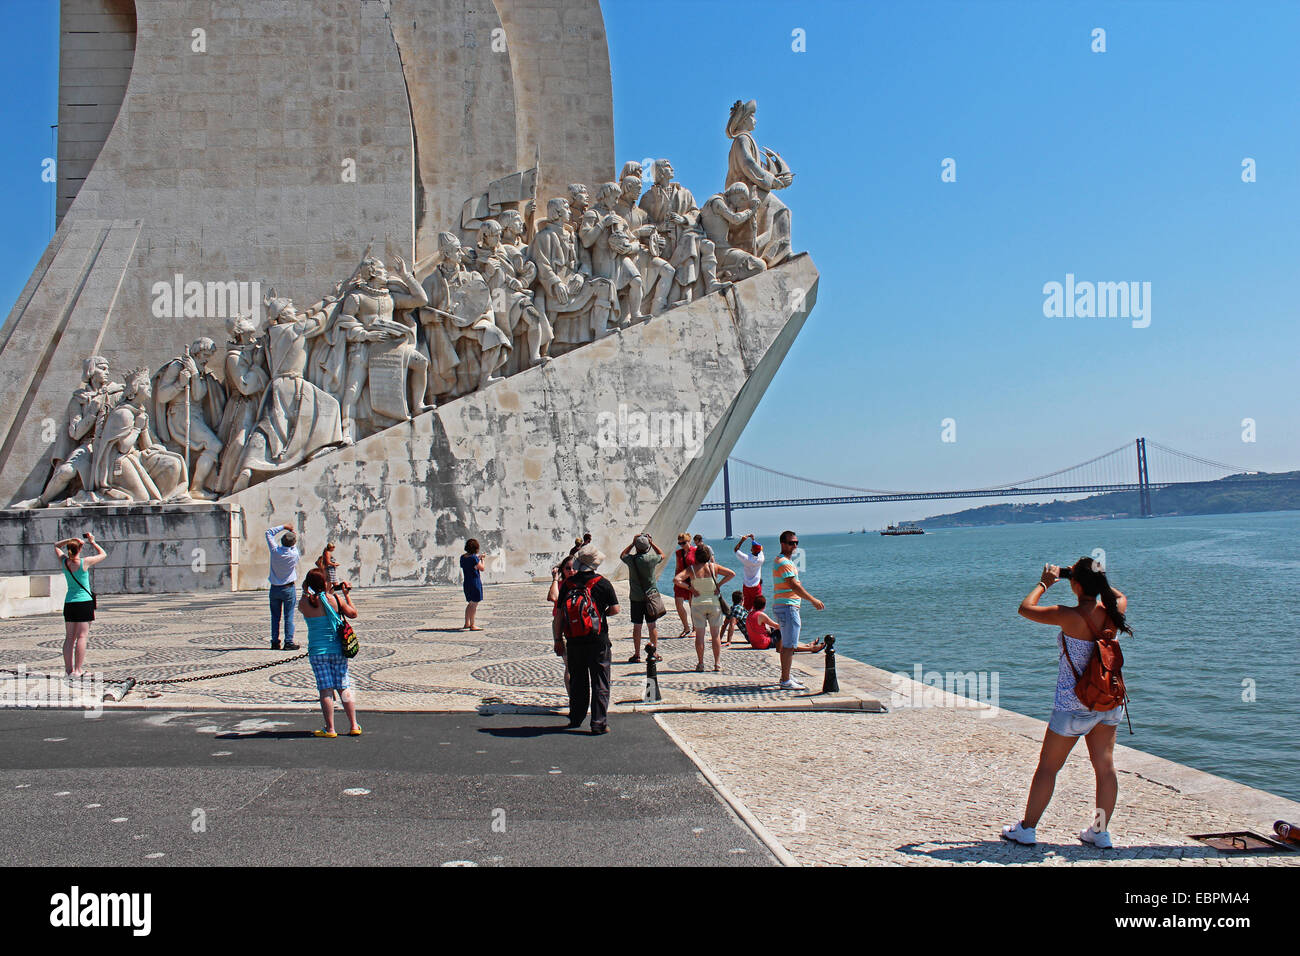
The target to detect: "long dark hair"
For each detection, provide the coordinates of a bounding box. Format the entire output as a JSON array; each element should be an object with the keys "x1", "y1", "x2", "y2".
[
  {"x1": 303, "y1": 568, "x2": 328, "y2": 608},
  {"x1": 1069, "y1": 557, "x2": 1132, "y2": 636}
]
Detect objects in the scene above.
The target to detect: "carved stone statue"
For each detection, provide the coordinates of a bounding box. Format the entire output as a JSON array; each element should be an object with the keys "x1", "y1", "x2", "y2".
[
  {"x1": 215, "y1": 314, "x2": 270, "y2": 495},
  {"x1": 613, "y1": 171, "x2": 675, "y2": 316},
  {"x1": 700, "y1": 183, "x2": 767, "y2": 281},
  {"x1": 153, "y1": 338, "x2": 226, "y2": 499},
  {"x1": 91, "y1": 366, "x2": 190, "y2": 504},
  {"x1": 230, "y1": 291, "x2": 345, "y2": 492},
  {"x1": 531, "y1": 198, "x2": 613, "y2": 357},
  {"x1": 581, "y1": 183, "x2": 645, "y2": 327},
  {"x1": 639, "y1": 158, "x2": 726, "y2": 307},
  {"x1": 330, "y1": 256, "x2": 431, "y2": 443},
  {"x1": 725, "y1": 99, "x2": 794, "y2": 267},
  {"x1": 566, "y1": 183, "x2": 593, "y2": 272},
  {"x1": 475, "y1": 217, "x2": 551, "y2": 375},
  {"x1": 12, "y1": 356, "x2": 124, "y2": 508},
  {"x1": 421, "y1": 232, "x2": 510, "y2": 398}
]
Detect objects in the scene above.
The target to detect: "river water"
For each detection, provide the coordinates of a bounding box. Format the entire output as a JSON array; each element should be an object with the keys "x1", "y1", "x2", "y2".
[{"x1": 674, "y1": 511, "x2": 1300, "y2": 803}]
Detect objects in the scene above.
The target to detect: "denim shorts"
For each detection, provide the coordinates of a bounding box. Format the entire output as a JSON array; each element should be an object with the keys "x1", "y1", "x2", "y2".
[
  {"x1": 1048, "y1": 706, "x2": 1123, "y2": 737},
  {"x1": 771, "y1": 603, "x2": 801, "y2": 649}
]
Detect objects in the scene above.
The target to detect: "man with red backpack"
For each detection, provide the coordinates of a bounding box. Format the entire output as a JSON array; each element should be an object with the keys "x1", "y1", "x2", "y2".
[{"x1": 553, "y1": 543, "x2": 621, "y2": 734}]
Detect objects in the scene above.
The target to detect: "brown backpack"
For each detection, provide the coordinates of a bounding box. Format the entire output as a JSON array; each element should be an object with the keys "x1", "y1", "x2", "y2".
[{"x1": 1062, "y1": 613, "x2": 1129, "y2": 716}]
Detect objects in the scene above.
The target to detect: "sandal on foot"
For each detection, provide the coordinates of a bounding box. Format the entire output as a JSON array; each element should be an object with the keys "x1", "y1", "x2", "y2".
[
  {"x1": 347, "y1": 727, "x2": 362, "y2": 736},
  {"x1": 627, "y1": 654, "x2": 641, "y2": 664},
  {"x1": 713, "y1": 664, "x2": 721, "y2": 672},
  {"x1": 313, "y1": 729, "x2": 338, "y2": 738},
  {"x1": 695, "y1": 662, "x2": 705, "y2": 672}
]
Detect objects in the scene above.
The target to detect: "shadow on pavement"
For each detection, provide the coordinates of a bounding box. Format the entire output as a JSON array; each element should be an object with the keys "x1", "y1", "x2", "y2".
[
  {"x1": 478, "y1": 724, "x2": 579, "y2": 738},
  {"x1": 896, "y1": 839, "x2": 1232, "y2": 863}
]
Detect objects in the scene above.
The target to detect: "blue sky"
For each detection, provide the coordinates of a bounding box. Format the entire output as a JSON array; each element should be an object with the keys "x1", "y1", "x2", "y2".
[{"x1": 3, "y1": 1, "x2": 1297, "y2": 535}]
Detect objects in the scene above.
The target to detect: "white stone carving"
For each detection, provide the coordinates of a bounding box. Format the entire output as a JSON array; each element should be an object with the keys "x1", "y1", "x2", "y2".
[{"x1": 12, "y1": 99, "x2": 799, "y2": 506}]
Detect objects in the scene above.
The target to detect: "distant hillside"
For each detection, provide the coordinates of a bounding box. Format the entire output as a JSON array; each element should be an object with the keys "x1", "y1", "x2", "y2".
[{"x1": 920, "y1": 472, "x2": 1300, "y2": 528}]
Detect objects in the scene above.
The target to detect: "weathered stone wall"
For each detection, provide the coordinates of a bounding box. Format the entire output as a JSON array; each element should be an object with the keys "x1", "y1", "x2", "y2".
[
  {"x1": 0, "y1": 501, "x2": 240, "y2": 593},
  {"x1": 57, "y1": 0, "x2": 137, "y2": 225},
  {"x1": 225, "y1": 256, "x2": 818, "y2": 589}
]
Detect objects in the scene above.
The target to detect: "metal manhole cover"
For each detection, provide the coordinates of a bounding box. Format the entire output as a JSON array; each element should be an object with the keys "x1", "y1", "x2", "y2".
[{"x1": 1190, "y1": 831, "x2": 1295, "y2": 854}]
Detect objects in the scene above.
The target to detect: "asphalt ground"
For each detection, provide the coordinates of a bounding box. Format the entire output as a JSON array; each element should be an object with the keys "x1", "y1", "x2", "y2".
[{"x1": 0, "y1": 709, "x2": 775, "y2": 867}]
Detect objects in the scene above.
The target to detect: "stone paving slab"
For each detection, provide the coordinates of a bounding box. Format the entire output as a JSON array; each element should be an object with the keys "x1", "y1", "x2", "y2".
[
  {"x1": 0, "y1": 582, "x2": 867, "y2": 714},
  {"x1": 659, "y1": 656, "x2": 1300, "y2": 867}
]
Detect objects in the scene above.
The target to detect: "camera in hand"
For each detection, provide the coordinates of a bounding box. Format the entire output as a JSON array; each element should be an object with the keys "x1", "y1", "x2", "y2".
[{"x1": 1057, "y1": 566, "x2": 1072, "y2": 581}]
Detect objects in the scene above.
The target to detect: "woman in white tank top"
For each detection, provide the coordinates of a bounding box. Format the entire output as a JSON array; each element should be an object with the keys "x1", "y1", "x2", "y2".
[{"x1": 1001, "y1": 557, "x2": 1132, "y2": 850}]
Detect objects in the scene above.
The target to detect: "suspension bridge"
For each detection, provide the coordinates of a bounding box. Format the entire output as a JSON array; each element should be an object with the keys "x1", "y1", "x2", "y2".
[{"x1": 700, "y1": 438, "x2": 1296, "y2": 535}]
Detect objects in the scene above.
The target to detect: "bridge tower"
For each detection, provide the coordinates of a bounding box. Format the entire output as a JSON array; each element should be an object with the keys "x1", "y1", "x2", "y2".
[
  {"x1": 1135, "y1": 438, "x2": 1153, "y2": 518},
  {"x1": 722, "y1": 460, "x2": 734, "y2": 538}
]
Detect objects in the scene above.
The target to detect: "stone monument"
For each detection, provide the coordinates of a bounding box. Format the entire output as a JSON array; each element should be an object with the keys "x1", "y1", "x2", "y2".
[{"x1": 0, "y1": 1, "x2": 818, "y2": 594}]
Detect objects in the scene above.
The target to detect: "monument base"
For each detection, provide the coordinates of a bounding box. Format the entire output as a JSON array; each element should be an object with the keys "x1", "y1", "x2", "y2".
[{"x1": 0, "y1": 502, "x2": 242, "y2": 595}]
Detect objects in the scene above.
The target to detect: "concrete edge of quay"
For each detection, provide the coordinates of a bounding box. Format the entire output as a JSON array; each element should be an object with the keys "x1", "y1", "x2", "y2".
[{"x1": 654, "y1": 713, "x2": 800, "y2": 867}]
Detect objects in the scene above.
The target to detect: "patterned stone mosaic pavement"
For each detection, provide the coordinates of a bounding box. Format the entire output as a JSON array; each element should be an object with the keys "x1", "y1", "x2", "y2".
[
  {"x1": 6, "y1": 583, "x2": 1298, "y2": 867},
  {"x1": 0, "y1": 582, "x2": 866, "y2": 713}
]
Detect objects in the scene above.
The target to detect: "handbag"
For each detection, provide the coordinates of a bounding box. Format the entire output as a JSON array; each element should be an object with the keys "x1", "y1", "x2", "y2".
[
  {"x1": 635, "y1": 557, "x2": 668, "y2": 621},
  {"x1": 64, "y1": 559, "x2": 97, "y2": 610},
  {"x1": 325, "y1": 593, "x2": 359, "y2": 658}
]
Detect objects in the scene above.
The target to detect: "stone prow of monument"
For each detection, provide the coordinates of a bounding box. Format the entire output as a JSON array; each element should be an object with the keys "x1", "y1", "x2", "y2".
[{"x1": 226, "y1": 255, "x2": 817, "y2": 588}]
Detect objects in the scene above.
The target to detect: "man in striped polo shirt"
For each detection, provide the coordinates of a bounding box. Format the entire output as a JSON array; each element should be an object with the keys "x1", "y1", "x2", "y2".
[{"x1": 772, "y1": 529, "x2": 826, "y2": 690}]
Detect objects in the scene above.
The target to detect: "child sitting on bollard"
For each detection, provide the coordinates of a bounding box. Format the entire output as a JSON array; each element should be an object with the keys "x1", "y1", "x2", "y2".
[{"x1": 721, "y1": 590, "x2": 748, "y2": 645}]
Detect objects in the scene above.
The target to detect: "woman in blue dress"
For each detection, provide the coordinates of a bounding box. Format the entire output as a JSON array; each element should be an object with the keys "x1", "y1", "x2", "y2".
[{"x1": 461, "y1": 538, "x2": 484, "y2": 630}]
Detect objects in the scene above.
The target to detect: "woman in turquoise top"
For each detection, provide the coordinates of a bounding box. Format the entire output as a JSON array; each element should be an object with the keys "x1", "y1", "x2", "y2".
[
  {"x1": 298, "y1": 568, "x2": 361, "y2": 737},
  {"x1": 55, "y1": 532, "x2": 108, "y2": 678}
]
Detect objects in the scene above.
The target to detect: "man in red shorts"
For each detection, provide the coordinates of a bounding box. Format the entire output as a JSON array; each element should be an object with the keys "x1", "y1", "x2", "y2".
[{"x1": 733, "y1": 533, "x2": 765, "y2": 609}]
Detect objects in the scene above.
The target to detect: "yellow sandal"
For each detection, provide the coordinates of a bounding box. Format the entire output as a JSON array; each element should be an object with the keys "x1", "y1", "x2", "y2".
[{"x1": 313, "y1": 729, "x2": 338, "y2": 738}]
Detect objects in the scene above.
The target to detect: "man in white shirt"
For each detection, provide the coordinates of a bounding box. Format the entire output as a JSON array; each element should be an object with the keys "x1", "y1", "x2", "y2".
[
  {"x1": 266, "y1": 522, "x2": 301, "y2": 650},
  {"x1": 733, "y1": 533, "x2": 766, "y2": 610}
]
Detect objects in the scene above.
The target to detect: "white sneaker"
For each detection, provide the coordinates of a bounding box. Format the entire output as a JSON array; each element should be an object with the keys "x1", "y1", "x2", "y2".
[
  {"x1": 1080, "y1": 826, "x2": 1113, "y2": 849},
  {"x1": 779, "y1": 678, "x2": 806, "y2": 691},
  {"x1": 1001, "y1": 821, "x2": 1037, "y2": 845}
]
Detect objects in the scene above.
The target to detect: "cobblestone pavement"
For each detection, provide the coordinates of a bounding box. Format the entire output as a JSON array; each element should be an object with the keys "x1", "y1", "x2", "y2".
[
  {"x1": 0, "y1": 582, "x2": 861, "y2": 713},
  {"x1": 660, "y1": 657, "x2": 1300, "y2": 867}
]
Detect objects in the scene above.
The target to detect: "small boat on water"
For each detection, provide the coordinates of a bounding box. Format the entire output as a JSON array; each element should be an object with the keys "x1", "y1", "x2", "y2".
[{"x1": 881, "y1": 522, "x2": 925, "y2": 536}]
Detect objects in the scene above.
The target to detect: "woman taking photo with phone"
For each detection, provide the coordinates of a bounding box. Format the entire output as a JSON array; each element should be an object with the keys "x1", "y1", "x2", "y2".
[
  {"x1": 299, "y1": 568, "x2": 361, "y2": 738},
  {"x1": 55, "y1": 532, "x2": 107, "y2": 678},
  {"x1": 1003, "y1": 556, "x2": 1132, "y2": 849}
]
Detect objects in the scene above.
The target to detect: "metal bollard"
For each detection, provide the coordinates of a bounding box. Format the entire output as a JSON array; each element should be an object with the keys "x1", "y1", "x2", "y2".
[
  {"x1": 820, "y1": 634, "x2": 839, "y2": 694},
  {"x1": 642, "y1": 645, "x2": 662, "y2": 703}
]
